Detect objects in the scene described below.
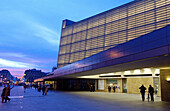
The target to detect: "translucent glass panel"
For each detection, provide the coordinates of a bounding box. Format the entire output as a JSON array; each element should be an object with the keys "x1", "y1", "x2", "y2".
[
  {"x1": 128, "y1": 28, "x2": 136, "y2": 41},
  {"x1": 87, "y1": 25, "x2": 105, "y2": 39},
  {"x1": 118, "y1": 31, "x2": 127, "y2": 44},
  {"x1": 61, "y1": 26, "x2": 73, "y2": 36},
  {"x1": 135, "y1": 26, "x2": 147, "y2": 38},
  {"x1": 71, "y1": 41, "x2": 86, "y2": 53},
  {"x1": 156, "y1": 0, "x2": 168, "y2": 8},
  {"x1": 73, "y1": 21, "x2": 87, "y2": 33},
  {"x1": 145, "y1": 23, "x2": 156, "y2": 34},
  {"x1": 128, "y1": 16, "x2": 136, "y2": 29},
  {"x1": 135, "y1": 0, "x2": 145, "y2": 14},
  {"x1": 60, "y1": 35, "x2": 72, "y2": 45},
  {"x1": 85, "y1": 48, "x2": 103, "y2": 58},
  {"x1": 145, "y1": 10, "x2": 155, "y2": 24},
  {"x1": 135, "y1": 13, "x2": 145, "y2": 27},
  {"x1": 105, "y1": 31, "x2": 126, "y2": 47},
  {"x1": 128, "y1": 10, "x2": 155, "y2": 29},
  {"x1": 105, "y1": 33, "x2": 119, "y2": 47},
  {"x1": 156, "y1": 5, "x2": 168, "y2": 22},
  {"x1": 88, "y1": 14, "x2": 105, "y2": 29},
  {"x1": 106, "y1": 9, "x2": 121, "y2": 23},
  {"x1": 58, "y1": 55, "x2": 65, "y2": 64},
  {"x1": 86, "y1": 36, "x2": 104, "y2": 50},
  {"x1": 70, "y1": 51, "x2": 85, "y2": 63},
  {"x1": 128, "y1": 0, "x2": 155, "y2": 16},
  {"x1": 105, "y1": 19, "x2": 127, "y2": 35},
  {"x1": 144, "y1": 0, "x2": 155, "y2": 11},
  {"x1": 128, "y1": 23, "x2": 156, "y2": 41},
  {"x1": 156, "y1": 20, "x2": 169, "y2": 29},
  {"x1": 59, "y1": 45, "x2": 71, "y2": 55},
  {"x1": 71, "y1": 31, "x2": 87, "y2": 43}
]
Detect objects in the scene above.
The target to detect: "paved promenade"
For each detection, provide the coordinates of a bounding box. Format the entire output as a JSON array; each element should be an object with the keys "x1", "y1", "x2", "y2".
[{"x1": 0, "y1": 86, "x2": 170, "y2": 111}]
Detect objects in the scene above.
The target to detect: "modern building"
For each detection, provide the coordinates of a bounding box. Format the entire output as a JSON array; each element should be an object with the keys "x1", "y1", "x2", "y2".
[
  {"x1": 35, "y1": 0, "x2": 170, "y2": 101},
  {"x1": 24, "y1": 69, "x2": 47, "y2": 84}
]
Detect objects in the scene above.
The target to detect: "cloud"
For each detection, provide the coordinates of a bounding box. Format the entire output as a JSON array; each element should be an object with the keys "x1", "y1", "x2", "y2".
[
  {"x1": 33, "y1": 23, "x2": 60, "y2": 45},
  {"x1": 0, "y1": 52, "x2": 41, "y2": 63},
  {"x1": 0, "y1": 58, "x2": 37, "y2": 68},
  {"x1": 0, "y1": 52, "x2": 26, "y2": 58}
]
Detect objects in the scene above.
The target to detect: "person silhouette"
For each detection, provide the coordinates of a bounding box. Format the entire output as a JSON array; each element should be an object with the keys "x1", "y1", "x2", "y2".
[
  {"x1": 113, "y1": 86, "x2": 116, "y2": 93},
  {"x1": 1, "y1": 85, "x2": 6, "y2": 103},
  {"x1": 42, "y1": 85, "x2": 46, "y2": 95},
  {"x1": 108, "y1": 85, "x2": 111, "y2": 93},
  {"x1": 139, "y1": 84, "x2": 146, "y2": 101},
  {"x1": 5, "y1": 84, "x2": 14, "y2": 103},
  {"x1": 148, "y1": 85, "x2": 154, "y2": 102}
]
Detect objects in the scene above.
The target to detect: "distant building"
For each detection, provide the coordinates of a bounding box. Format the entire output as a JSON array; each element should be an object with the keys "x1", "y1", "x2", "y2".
[
  {"x1": 0, "y1": 69, "x2": 14, "y2": 84},
  {"x1": 24, "y1": 69, "x2": 47, "y2": 84}
]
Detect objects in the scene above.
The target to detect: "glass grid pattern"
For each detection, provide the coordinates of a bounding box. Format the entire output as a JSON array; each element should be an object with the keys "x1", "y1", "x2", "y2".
[{"x1": 57, "y1": 0, "x2": 170, "y2": 68}]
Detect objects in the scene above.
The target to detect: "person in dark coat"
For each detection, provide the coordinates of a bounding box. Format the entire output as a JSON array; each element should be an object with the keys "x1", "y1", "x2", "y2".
[
  {"x1": 90, "y1": 84, "x2": 93, "y2": 92},
  {"x1": 42, "y1": 85, "x2": 46, "y2": 95},
  {"x1": 1, "y1": 85, "x2": 6, "y2": 103},
  {"x1": 24, "y1": 84, "x2": 27, "y2": 93},
  {"x1": 139, "y1": 84, "x2": 146, "y2": 101},
  {"x1": 92, "y1": 84, "x2": 95, "y2": 92},
  {"x1": 5, "y1": 84, "x2": 14, "y2": 103},
  {"x1": 108, "y1": 85, "x2": 111, "y2": 93},
  {"x1": 113, "y1": 86, "x2": 116, "y2": 93},
  {"x1": 38, "y1": 85, "x2": 41, "y2": 92},
  {"x1": 148, "y1": 85, "x2": 154, "y2": 101}
]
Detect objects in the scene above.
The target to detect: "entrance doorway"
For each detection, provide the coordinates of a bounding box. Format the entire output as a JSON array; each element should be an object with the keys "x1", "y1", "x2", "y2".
[{"x1": 122, "y1": 78, "x2": 127, "y2": 93}]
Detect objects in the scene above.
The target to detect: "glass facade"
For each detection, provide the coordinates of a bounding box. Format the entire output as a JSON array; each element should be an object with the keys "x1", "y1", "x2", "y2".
[{"x1": 58, "y1": 0, "x2": 170, "y2": 68}]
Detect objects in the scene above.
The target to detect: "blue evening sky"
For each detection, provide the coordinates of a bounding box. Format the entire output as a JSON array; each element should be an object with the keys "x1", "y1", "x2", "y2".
[{"x1": 0, "y1": 0, "x2": 133, "y2": 77}]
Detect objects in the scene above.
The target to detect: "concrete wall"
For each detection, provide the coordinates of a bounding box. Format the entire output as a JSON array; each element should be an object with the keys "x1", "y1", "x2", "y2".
[
  {"x1": 160, "y1": 69, "x2": 170, "y2": 101},
  {"x1": 127, "y1": 77, "x2": 153, "y2": 94}
]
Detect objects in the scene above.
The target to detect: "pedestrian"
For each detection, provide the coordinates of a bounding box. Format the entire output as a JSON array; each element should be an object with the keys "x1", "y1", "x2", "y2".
[
  {"x1": 42, "y1": 85, "x2": 46, "y2": 95},
  {"x1": 139, "y1": 84, "x2": 146, "y2": 101},
  {"x1": 45, "y1": 86, "x2": 48, "y2": 95},
  {"x1": 108, "y1": 85, "x2": 111, "y2": 93},
  {"x1": 90, "y1": 84, "x2": 92, "y2": 92},
  {"x1": 1, "y1": 85, "x2": 6, "y2": 103},
  {"x1": 92, "y1": 84, "x2": 95, "y2": 92},
  {"x1": 5, "y1": 84, "x2": 14, "y2": 103},
  {"x1": 148, "y1": 85, "x2": 154, "y2": 102},
  {"x1": 35, "y1": 85, "x2": 38, "y2": 90},
  {"x1": 38, "y1": 85, "x2": 41, "y2": 92},
  {"x1": 24, "y1": 84, "x2": 27, "y2": 93},
  {"x1": 113, "y1": 86, "x2": 116, "y2": 93}
]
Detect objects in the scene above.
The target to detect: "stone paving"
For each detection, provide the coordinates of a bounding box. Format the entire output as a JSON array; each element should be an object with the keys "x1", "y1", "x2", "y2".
[{"x1": 0, "y1": 86, "x2": 170, "y2": 111}]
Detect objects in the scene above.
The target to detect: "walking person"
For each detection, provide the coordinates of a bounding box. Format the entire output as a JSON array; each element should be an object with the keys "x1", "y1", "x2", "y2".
[
  {"x1": 148, "y1": 85, "x2": 154, "y2": 102},
  {"x1": 139, "y1": 84, "x2": 146, "y2": 101},
  {"x1": 90, "y1": 84, "x2": 93, "y2": 92},
  {"x1": 108, "y1": 85, "x2": 111, "y2": 93},
  {"x1": 92, "y1": 84, "x2": 95, "y2": 92},
  {"x1": 24, "y1": 84, "x2": 27, "y2": 93},
  {"x1": 113, "y1": 86, "x2": 116, "y2": 93},
  {"x1": 42, "y1": 85, "x2": 46, "y2": 95},
  {"x1": 5, "y1": 84, "x2": 14, "y2": 103},
  {"x1": 1, "y1": 85, "x2": 6, "y2": 103},
  {"x1": 38, "y1": 85, "x2": 41, "y2": 92},
  {"x1": 45, "y1": 86, "x2": 48, "y2": 95}
]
